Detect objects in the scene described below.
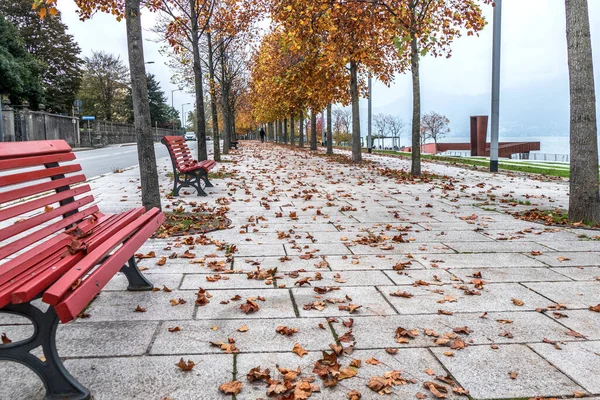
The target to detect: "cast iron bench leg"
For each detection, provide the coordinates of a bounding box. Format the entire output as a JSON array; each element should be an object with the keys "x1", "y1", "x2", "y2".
[
  {"x1": 0, "y1": 303, "x2": 90, "y2": 400},
  {"x1": 200, "y1": 170, "x2": 213, "y2": 188},
  {"x1": 120, "y1": 256, "x2": 154, "y2": 291}
]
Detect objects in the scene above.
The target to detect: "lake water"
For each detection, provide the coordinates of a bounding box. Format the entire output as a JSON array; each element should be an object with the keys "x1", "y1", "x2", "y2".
[{"x1": 367, "y1": 135, "x2": 600, "y2": 158}]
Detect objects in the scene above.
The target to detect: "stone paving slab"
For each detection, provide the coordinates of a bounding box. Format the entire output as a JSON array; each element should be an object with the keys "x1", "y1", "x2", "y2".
[
  {"x1": 448, "y1": 267, "x2": 571, "y2": 283},
  {"x1": 529, "y1": 341, "x2": 600, "y2": 394},
  {"x1": 337, "y1": 348, "x2": 469, "y2": 399},
  {"x1": 431, "y1": 344, "x2": 583, "y2": 399},
  {"x1": 381, "y1": 283, "x2": 554, "y2": 314},
  {"x1": 278, "y1": 270, "x2": 394, "y2": 287},
  {"x1": 414, "y1": 252, "x2": 547, "y2": 269},
  {"x1": 236, "y1": 351, "x2": 327, "y2": 400},
  {"x1": 150, "y1": 317, "x2": 335, "y2": 355},
  {"x1": 292, "y1": 286, "x2": 397, "y2": 317},
  {"x1": 181, "y1": 273, "x2": 275, "y2": 290},
  {"x1": 335, "y1": 312, "x2": 578, "y2": 350},
  {"x1": 326, "y1": 254, "x2": 426, "y2": 270},
  {"x1": 532, "y1": 251, "x2": 600, "y2": 267},
  {"x1": 555, "y1": 310, "x2": 600, "y2": 340},
  {"x1": 284, "y1": 243, "x2": 352, "y2": 256},
  {"x1": 524, "y1": 281, "x2": 600, "y2": 308},
  {"x1": 442, "y1": 241, "x2": 555, "y2": 253},
  {"x1": 550, "y1": 266, "x2": 600, "y2": 281},
  {"x1": 349, "y1": 242, "x2": 455, "y2": 255},
  {"x1": 104, "y1": 272, "x2": 184, "y2": 291},
  {"x1": 84, "y1": 290, "x2": 196, "y2": 321},
  {"x1": 536, "y1": 240, "x2": 600, "y2": 251},
  {"x1": 382, "y1": 269, "x2": 455, "y2": 285},
  {"x1": 194, "y1": 289, "x2": 296, "y2": 320},
  {"x1": 233, "y1": 256, "x2": 330, "y2": 272}
]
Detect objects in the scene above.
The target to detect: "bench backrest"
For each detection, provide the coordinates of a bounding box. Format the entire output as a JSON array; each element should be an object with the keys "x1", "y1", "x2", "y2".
[
  {"x1": 161, "y1": 136, "x2": 196, "y2": 172},
  {"x1": 0, "y1": 140, "x2": 96, "y2": 263}
]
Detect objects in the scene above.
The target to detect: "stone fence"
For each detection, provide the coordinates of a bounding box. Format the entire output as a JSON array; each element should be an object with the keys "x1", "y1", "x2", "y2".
[{"x1": 1, "y1": 102, "x2": 178, "y2": 148}]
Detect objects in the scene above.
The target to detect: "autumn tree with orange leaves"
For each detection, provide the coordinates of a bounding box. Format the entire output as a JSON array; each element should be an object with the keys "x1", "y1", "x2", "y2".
[
  {"x1": 366, "y1": 0, "x2": 492, "y2": 175},
  {"x1": 266, "y1": 0, "x2": 403, "y2": 162}
]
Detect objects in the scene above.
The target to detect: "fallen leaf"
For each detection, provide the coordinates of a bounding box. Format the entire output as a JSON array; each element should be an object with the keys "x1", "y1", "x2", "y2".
[
  {"x1": 365, "y1": 357, "x2": 381, "y2": 365},
  {"x1": 176, "y1": 358, "x2": 195, "y2": 371},
  {"x1": 508, "y1": 371, "x2": 518, "y2": 379},
  {"x1": 292, "y1": 343, "x2": 308, "y2": 357},
  {"x1": 276, "y1": 326, "x2": 299, "y2": 336},
  {"x1": 511, "y1": 298, "x2": 524, "y2": 306},
  {"x1": 218, "y1": 380, "x2": 242, "y2": 395},
  {"x1": 168, "y1": 326, "x2": 181, "y2": 333},
  {"x1": 237, "y1": 325, "x2": 249, "y2": 332},
  {"x1": 134, "y1": 305, "x2": 146, "y2": 313},
  {"x1": 1, "y1": 333, "x2": 11, "y2": 344}
]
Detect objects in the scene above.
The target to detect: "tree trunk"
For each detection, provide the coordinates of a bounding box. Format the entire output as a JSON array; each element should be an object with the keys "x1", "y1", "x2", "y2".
[
  {"x1": 326, "y1": 103, "x2": 333, "y2": 155},
  {"x1": 190, "y1": 0, "x2": 207, "y2": 161},
  {"x1": 299, "y1": 111, "x2": 304, "y2": 148},
  {"x1": 125, "y1": 0, "x2": 160, "y2": 210},
  {"x1": 410, "y1": 33, "x2": 421, "y2": 176},
  {"x1": 310, "y1": 110, "x2": 317, "y2": 150},
  {"x1": 207, "y1": 32, "x2": 220, "y2": 161},
  {"x1": 284, "y1": 118, "x2": 288, "y2": 144},
  {"x1": 350, "y1": 60, "x2": 361, "y2": 162},
  {"x1": 290, "y1": 116, "x2": 295, "y2": 146},
  {"x1": 221, "y1": 52, "x2": 230, "y2": 154},
  {"x1": 566, "y1": 0, "x2": 600, "y2": 222}
]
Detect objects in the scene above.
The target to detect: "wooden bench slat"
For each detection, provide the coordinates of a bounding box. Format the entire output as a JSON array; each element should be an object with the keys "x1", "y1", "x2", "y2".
[
  {"x1": 42, "y1": 207, "x2": 159, "y2": 306},
  {"x1": 0, "y1": 140, "x2": 72, "y2": 160},
  {"x1": 0, "y1": 153, "x2": 77, "y2": 172},
  {"x1": 0, "y1": 164, "x2": 82, "y2": 188},
  {"x1": 0, "y1": 212, "x2": 115, "y2": 292},
  {"x1": 0, "y1": 175, "x2": 86, "y2": 204},
  {"x1": 52, "y1": 209, "x2": 165, "y2": 323},
  {"x1": 0, "y1": 205, "x2": 99, "y2": 262},
  {"x1": 0, "y1": 195, "x2": 94, "y2": 242},
  {"x1": 0, "y1": 251, "x2": 66, "y2": 309},
  {"x1": 0, "y1": 185, "x2": 92, "y2": 223}
]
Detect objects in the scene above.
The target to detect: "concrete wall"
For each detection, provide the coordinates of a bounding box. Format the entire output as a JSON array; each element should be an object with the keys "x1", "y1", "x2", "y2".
[
  {"x1": 1, "y1": 104, "x2": 80, "y2": 147},
  {"x1": 80, "y1": 120, "x2": 178, "y2": 147}
]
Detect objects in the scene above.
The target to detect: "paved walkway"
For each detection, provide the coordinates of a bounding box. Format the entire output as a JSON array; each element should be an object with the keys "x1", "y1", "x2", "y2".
[{"x1": 2, "y1": 142, "x2": 599, "y2": 400}]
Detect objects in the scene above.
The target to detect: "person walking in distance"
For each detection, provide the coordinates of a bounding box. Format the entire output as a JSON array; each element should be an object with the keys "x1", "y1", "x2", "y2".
[{"x1": 260, "y1": 127, "x2": 266, "y2": 143}]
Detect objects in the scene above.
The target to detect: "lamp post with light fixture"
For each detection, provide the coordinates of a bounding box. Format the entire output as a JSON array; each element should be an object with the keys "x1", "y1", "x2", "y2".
[{"x1": 182, "y1": 103, "x2": 191, "y2": 133}]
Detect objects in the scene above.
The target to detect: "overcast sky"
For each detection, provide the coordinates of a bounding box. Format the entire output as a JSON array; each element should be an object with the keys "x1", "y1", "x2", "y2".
[{"x1": 57, "y1": 0, "x2": 599, "y2": 139}]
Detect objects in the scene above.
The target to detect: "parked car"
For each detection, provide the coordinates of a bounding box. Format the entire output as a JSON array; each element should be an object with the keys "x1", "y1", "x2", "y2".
[{"x1": 185, "y1": 132, "x2": 197, "y2": 141}]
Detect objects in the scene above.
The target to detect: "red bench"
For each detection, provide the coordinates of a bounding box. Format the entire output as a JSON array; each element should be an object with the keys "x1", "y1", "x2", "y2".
[
  {"x1": 0, "y1": 140, "x2": 164, "y2": 400},
  {"x1": 161, "y1": 135, "x2": 216, "y2": 196}
]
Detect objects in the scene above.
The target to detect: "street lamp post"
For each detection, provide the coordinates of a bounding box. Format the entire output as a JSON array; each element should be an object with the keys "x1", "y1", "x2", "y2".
[
  {"x1": 490, "y1": 0, "x2": 502, "y2": 172},
  {"x1": 368, "y1": 76, "x2": 372, "y2": 153},
  {"x1": 181, "y1": 103, "x2": 191, "y2": 133},
  {"x1": 171, "y1": 88, "x2": 182, "y2": 131}
]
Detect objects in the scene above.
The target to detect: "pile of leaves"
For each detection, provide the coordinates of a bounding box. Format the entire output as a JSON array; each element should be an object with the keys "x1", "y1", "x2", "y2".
[
  {"x1": 513, "y1": 208, "x2": 600, "y2": 229},
  {"x1": 245, "y1": 365, "x2": 321, "y2": 399},
  {"x1": 153, "y1": 212, "x2": 231, "y2": 237},
  {"x1": 378, "y1": 167, "x2": 441, "y2": 183}
]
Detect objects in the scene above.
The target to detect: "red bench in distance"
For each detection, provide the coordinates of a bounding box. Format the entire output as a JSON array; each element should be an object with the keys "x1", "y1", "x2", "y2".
[
  {"x1": 0, "y1": 140, "x2": 164, "y2": 400},
  {"x1": 161, "y1": 135, "x2": 216, "y2": 196}
]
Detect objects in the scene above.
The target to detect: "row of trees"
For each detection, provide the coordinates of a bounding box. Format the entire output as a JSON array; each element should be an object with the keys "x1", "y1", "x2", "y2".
[
  {"x1": 80, "y1": 51, "x2": 180, "y2": 127},
  {"x1": 249, "y1": 0, "x2": 492, "y2": 175},
  {"x1": 0, "y1": 0, "x2": 81, "y2": 113},
  {"x1": 30, "y1": 0, "x2": 598, "y2": 223}
]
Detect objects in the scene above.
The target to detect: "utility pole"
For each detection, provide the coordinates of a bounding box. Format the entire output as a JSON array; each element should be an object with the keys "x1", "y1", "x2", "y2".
[
  {"x1": 490, "y1": 0, "x2": 502, "y2": 172},
  {"x1": 368, "y1": 76, "x2": 372, "y2": 153},
  {"x1": 171, "y1": 88, "x2": 182, "y2": 131},
  {"x1": 182, "y1": 103, "x2": 191, "y2": 133}
]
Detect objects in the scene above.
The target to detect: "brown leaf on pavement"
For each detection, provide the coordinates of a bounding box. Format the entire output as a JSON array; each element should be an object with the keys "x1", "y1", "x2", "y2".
[
  {"x1": 276, "y1": 326, "x2": 298, "y2": 336},
  {"x1": 134, "y1": 305, "x2": 146, "y2": 312},
  {"x1": 1, "y1": 333, "x2": 12, "y2": 344},
  {"x1": 347, "y1": 389, "x2": 362, "y2": 399},
  {"x1": 246, "y1": 366, "x2": 270, "y2": 382},
  {"x1": 511, "y1": 298, "x2": 525, "y2": 306},
  {"x1": 589, "y1": 304, "x2": 600, "y2": 312},
  {"x1": 218, "y1": 380, "x2": 242, "y2": 395},
  {"x1": 240, "y1": 299, "x2": 260, "y2": 314},
  {"x1": 292, "y1": 343, "x2": 308, "y2": 357},
  {"x1": 175, "y1": 358, "x2": 195, "y2": 371}
]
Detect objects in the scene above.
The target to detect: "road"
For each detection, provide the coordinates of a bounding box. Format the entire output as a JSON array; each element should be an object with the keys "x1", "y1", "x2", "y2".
[{"x1": 72, "y1": 141, "x2": 199, "y2": 178}]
